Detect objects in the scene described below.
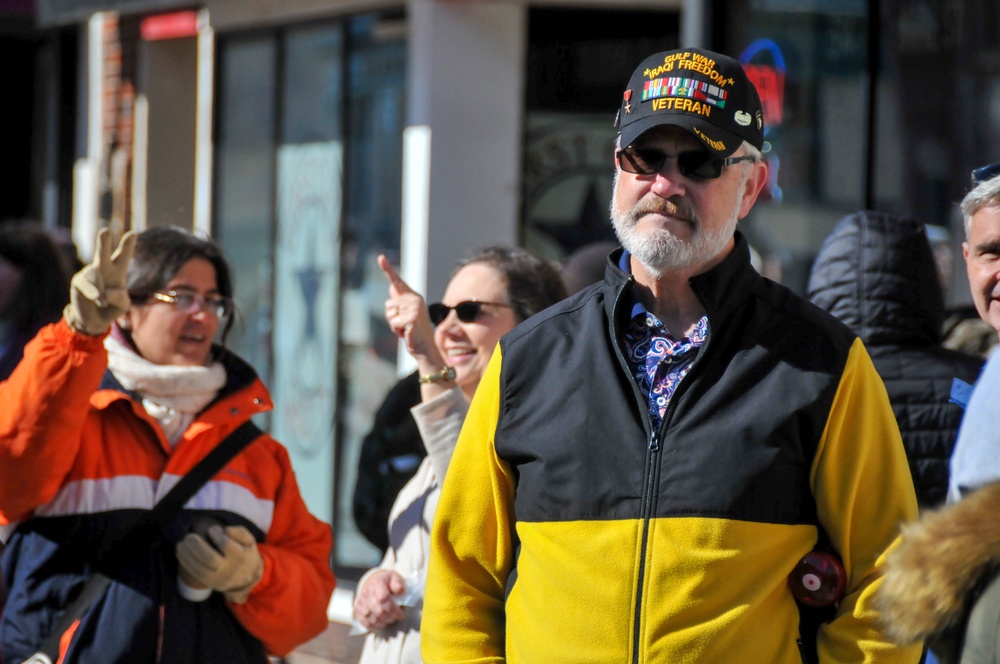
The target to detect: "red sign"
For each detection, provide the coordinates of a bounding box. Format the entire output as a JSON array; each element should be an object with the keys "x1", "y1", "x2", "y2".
[
  {"x1": 743, "y1": 64, "x2": 784, "y2": 128},
  {"x1": 140, "y1": 11, "x2": 199, "y2": 41}
]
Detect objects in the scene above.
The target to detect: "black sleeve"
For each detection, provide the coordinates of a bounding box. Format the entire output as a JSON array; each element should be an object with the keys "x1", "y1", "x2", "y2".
[{"x1": 352, "y1": 371, "x2": 426, "y2": 553}]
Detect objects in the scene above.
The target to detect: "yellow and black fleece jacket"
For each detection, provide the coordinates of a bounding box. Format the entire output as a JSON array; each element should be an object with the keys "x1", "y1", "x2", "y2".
[{"x1": 422, "y1": 234, "x2": 921, "y2": 664}]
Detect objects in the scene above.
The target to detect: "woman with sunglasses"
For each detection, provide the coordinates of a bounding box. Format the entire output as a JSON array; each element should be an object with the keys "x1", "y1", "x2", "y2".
[
  {"x1": 0, "y1": 226, "x2": 335, "y2": 664},
  {"x1": 353, "y1": 246, "x2": 566, "y2": 663}
]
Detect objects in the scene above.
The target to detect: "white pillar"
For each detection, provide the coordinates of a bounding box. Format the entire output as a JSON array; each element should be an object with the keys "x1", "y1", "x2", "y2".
[
  {"x1": 398, "y1": 123, "x2": 432, "y2": 373},
  {"x1": 72, "y1": 12, "x2": 106, "y2": 261},
  {"x1": 193, "y1": 9, "x2": 215, "y2": 237}
]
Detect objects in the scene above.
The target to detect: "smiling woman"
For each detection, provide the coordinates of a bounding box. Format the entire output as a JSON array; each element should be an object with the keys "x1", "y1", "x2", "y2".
[
  {"x1": 429, "y1": 261, "x2": 518, "y2": 400},
  {"x1": 121, "y1": 226, "x2": 237, "y2": 366},
  {"x1": 352, "y1": 245, "x2": 566, "y2": 664},
  {"x1": 0, "y1": 225, "x2": 335, "y2": 664}
]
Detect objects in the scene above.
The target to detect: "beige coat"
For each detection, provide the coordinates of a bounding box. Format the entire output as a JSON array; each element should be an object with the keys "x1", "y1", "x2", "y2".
[{"x1": 356, "y1": 387, "x2": 466, "y2": 664}]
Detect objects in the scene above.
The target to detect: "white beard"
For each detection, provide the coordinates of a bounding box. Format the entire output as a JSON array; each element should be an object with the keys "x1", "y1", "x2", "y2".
[{"x1": 610, "y1": 172, "x2": 745, "y2": 276}]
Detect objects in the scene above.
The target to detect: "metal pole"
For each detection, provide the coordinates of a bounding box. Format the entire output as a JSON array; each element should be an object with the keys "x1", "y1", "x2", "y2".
[{"x1": 864, "y1": 0, "x2": 880, "y2": 209}]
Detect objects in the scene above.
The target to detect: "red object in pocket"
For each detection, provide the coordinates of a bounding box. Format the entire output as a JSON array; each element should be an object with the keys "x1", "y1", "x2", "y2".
[{"x1": 788, "y1": 550, "x2": 847, "y2": 607}]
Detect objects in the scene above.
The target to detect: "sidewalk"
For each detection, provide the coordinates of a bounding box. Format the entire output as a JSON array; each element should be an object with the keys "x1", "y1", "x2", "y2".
[{"x1": 286, "y1": 584, "x2": 364, "y2": 664}]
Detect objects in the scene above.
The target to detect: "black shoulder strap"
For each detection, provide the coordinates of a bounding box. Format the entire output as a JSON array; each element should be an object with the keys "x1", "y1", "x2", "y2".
[
  {"x1": 146, "y1": 420, "x2": 262, "y2": 527},
  {"x1": 27, "y1": 420, "x2": 263, "y2": 664}
]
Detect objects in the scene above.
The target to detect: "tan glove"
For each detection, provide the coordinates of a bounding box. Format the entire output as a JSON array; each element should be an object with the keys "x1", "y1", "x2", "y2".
[
  {"x1": 176, "y1": 525, "x2": 264, "y2": 604},
  {"x1": 64, "y1": 228, "x2": 137, "y2": 336}
]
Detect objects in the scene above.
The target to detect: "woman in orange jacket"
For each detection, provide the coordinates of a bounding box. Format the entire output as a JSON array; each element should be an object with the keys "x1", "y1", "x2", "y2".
[{"x1": 0, "y1": 226, "x2": 335, "y2": 664}]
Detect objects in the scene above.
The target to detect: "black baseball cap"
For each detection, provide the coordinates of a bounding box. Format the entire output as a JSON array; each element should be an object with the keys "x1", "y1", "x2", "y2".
[{"x1": 615, "y1": 48, "x2": 764, "y2": 157}]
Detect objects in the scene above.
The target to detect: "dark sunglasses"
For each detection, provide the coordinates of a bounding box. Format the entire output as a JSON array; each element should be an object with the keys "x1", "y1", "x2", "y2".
[
  {"x1": 616, "y1": 146, "x2": 756, "y2": 180},
  {"x1": 428, "y1": 300, "x2": 511, "y2": 326},
  {"x1": 971, "y1": 162, "x2": 1000, "y2": 187}
]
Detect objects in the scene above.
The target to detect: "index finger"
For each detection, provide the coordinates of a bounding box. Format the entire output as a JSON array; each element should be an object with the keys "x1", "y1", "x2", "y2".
[
  {"x1": 377, "y1": 254, "x2": 413, "y2": 295},
  {"x1": 94, "y1": 228, "x2": 113, "y2": 267}
]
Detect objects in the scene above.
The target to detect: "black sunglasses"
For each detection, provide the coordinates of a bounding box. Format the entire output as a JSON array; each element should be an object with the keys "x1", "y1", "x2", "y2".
[
  {"x1": 616, "y1": 146, "x2": 756, "y2": 180},
  {"x1": 971, "y1": 162, "x2": 1000, "y2": 187},
  {"x1": 428, "y1": 300, "x2": 511, "y2": 326}
]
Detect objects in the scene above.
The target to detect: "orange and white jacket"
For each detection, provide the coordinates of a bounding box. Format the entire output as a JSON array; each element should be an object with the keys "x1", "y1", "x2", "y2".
[{"x1": 0, "y1": 320, "x2": 335, "y2": 664}]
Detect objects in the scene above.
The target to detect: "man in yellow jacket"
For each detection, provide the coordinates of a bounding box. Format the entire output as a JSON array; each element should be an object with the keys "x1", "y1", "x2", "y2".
[{"x1": 421, "y1": 47, "x2": 921, "y2": 664}]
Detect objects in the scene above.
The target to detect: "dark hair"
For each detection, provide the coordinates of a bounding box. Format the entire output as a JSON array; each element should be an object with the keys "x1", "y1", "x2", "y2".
[
  {"x1": 127, "y1": 225, "x2": 236, "y2": 345},
  {"x1": 455, "y1": 246, "x2": 567, "y2": 323},
  {"x1": 0, "y1": 221, "x2": 70, "y2": 332}
]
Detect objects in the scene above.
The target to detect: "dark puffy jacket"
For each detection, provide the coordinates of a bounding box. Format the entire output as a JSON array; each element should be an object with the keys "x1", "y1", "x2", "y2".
[
  {"x1": 808, "y1": 210, "x2": 984, "y2": 508},
  {"x1": 352, "y1": 371, "x2": 425, "y2": 553}
]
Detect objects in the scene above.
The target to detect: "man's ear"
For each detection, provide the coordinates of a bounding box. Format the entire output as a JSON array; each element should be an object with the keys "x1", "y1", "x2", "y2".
[{"x1": 737, "y1": 161, "x2": 769, "y2": 220}]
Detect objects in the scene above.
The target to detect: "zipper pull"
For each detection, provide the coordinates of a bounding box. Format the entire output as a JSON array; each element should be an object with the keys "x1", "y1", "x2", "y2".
[{"x1": 648, "y1": 433, "x2": 659, "y2": 452}]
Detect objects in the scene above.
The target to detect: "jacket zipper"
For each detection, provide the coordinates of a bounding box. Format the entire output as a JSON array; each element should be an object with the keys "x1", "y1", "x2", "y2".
[
  {"x1": 609, "y1": 279, "x2": 660, "y2": 663},
  {"x1": 611, "y1": 277, "x2": 712, "y2": 662},
  {"x1": 630, "y1": 429, "x2": 660, "y2": 664}
]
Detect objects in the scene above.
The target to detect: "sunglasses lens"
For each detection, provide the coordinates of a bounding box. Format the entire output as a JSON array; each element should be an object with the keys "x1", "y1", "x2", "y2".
[
  {"x1": 619, "y1": 148, "x2": 725, "y2": 179},
  {"x1": 454, "y1": 302, "x2": 483, "y2": 323},
  {"x1": 677, "y1": 151, "x2": 722, "y2": 180},
  {"x1": 619, "y1": 148, "x2": 664, "y2": 175},
  {"x1": 428, "y1": 304, "x2": 447, "y2": 325},
  {"x1": 427, "y1": 302, "x2": 484, "y2": 325}
]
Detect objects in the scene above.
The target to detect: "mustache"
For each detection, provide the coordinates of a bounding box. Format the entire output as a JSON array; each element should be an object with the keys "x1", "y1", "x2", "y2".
[{"x1": 627, "y1": 198, "x2": 696, "y2": 224}]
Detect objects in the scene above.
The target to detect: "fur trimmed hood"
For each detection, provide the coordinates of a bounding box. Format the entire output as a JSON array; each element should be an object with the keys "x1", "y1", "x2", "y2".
[{"x1": 877, "y1": 481, "x2": 1000, "y2": 645}]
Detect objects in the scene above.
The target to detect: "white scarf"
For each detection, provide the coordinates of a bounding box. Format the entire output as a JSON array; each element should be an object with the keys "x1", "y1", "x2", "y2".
[{"x1": 105, "y1": 335, "x2": 227, "y2": 446}]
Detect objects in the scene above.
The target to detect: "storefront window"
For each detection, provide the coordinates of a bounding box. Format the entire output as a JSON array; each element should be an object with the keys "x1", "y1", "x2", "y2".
[
  {"x1": 714, "y1": 1, "x2": 871, "y2": 291},
  {"x1": 338, "y1": 13, "x2": 407, "y2": 568},
  {"x1": 214, "y1": 11, "x2": 406, "y2": 571},
  {"x1": 719, "y1": 0, "x2": 1000, "y2": 302},
  {"x1": 271, "y1": 22, "x2": 345, "y2": 538},
  {"x1": 215, "y1": 36, "x2": 277, "y2": 388},
  {"x1": 879, "y1": 0, "x2": 1000, "y2": 303}
]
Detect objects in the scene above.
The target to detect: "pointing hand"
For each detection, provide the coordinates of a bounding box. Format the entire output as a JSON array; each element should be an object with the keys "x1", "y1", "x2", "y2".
[{"x1": 377, "y1": 254, "x2": 442, "y2": 363}]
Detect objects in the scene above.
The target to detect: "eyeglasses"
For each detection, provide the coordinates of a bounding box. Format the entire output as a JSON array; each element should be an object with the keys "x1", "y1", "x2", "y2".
[
  {"x1": 971, "y1": 162, "x2": 1000, "y2": 187},
  {"x1": 150, "y1": 290, "x2": 232, "y2": 319},
  {"x1": 427, "y1": 300, "x2": 511, "y2": 326},
  {"x1": 616, "y1": 146, "x2": 756, "y2": 180}
]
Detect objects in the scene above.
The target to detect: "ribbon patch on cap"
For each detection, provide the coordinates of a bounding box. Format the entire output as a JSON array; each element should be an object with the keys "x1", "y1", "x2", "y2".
[{"x1": 642, "y1": 77, "x2": 728, "y2": 108}]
